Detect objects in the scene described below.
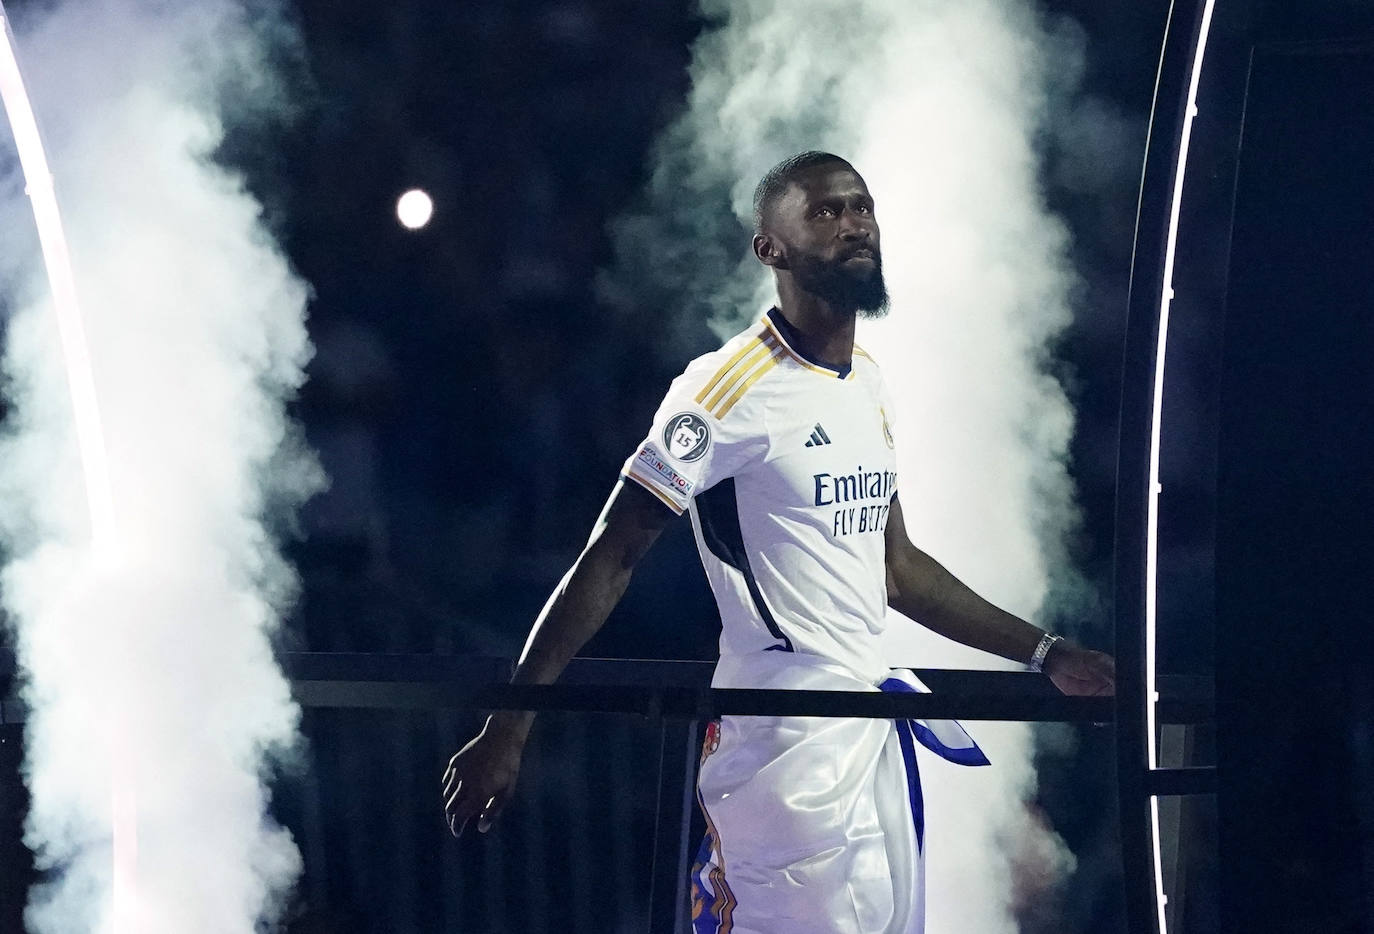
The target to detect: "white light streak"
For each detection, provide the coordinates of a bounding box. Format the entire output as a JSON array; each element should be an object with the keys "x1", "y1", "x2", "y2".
[
  {"x1": 0, "y1": 5, "x2": 116, "y2": 549},
  {"x1": 0, "y1": 2, "x2": 317, "y2": 931},
  {"x1": 1145, "y1": 2, "x2": 1218, "y2": 931},
  {"x1": 0, "y1": 7, "x2": 137, "y2": 931}
]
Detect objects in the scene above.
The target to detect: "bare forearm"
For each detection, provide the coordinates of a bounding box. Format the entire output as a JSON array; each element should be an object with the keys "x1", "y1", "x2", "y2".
[
  {"x1": 444, "y1": 482, "x2": 669, "y2": 838},
  {"x1": 888, "y1": 547, "x2": 1045, "y2": 665},
  {"x1": 489, "y1": 546, "x2": 633, "y2": 740}
]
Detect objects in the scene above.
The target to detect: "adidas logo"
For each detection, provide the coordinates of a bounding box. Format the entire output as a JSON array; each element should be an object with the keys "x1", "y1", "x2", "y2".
[{"x1": 804, "y1": 423, "x2": 832, "y2": 447}]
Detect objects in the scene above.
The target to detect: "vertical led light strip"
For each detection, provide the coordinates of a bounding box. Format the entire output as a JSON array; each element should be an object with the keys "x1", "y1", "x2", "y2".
[
  {"x1": 1146, "y1": 1, "x2": 1217, "y2": 931},
  {"x1": 0, "y1": 5, "x2": 134, "y2": 931}
]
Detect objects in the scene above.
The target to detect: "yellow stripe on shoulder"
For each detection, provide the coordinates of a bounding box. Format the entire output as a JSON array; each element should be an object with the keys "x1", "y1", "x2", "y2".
[
  {"x1": 853, "y1": 344, "x2": 875, "y2": 362},
  {"x1": 693, "y1": 328, "x2": 770, "y2": 405},
  {"x1": 702, "y1": 337, "x2": 777, "y2": 413},
  {"x1": 714, "y1": 353, "x2": 780, "y2": 418}
]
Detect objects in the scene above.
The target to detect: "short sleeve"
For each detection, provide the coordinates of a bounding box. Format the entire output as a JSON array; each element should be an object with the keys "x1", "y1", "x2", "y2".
[{"x1": 621, "y1": 358, "x2": 766, "y2": 515}]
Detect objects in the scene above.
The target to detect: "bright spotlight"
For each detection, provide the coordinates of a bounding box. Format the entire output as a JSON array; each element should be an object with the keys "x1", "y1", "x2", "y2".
[{"x1": 396, "y1": 188, "x2": 434, "y2": 230}]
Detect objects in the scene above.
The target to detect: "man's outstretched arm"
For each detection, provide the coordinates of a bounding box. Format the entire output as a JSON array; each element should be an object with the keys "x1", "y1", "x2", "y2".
[
  {"x1": 883, "y1": 494, "x2": 1114, "y2": 696},
  {"x1": 443, "y1": 479, "x2": 673, "y2": 837}
]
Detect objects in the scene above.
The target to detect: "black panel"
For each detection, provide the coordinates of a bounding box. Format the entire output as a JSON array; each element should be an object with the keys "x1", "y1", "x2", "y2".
[
  {"x1": 1217, "y1": 41, "x2": 1374, "y2": 934},
  {"x1": 694, "y1": 480, "x2": 793, "y2": 651},
  {"x1": 1252, "y1": 0, "x2": 1374, "y2": 44}
]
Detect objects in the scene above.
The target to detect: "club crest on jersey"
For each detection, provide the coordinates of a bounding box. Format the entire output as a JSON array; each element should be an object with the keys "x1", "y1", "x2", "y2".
[
  {"x1": 880, "y1": 406, "x2": 895, "y2": 449},
  {"x1": 664, "y1": 412, "x2": 710, "y2": 462}
]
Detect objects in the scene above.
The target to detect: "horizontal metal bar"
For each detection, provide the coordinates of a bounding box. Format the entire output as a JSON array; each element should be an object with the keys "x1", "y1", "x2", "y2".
[
  {"x1": 286, "y1": 680, "x2": 1113, "y2": 722},
  {"x1": 0, "y1": 654, "x2": 1215, "y2": 724},
  {"x1": 278, "y1": 655, "x2": 1210, "y2": 722},
  {"x1": 4, "y1": 649, "x2": 1216, "y2": 700},
  {"x1": 282, "y1": 655, "x2": 1209, "y2": 705},
  {"x1": 1145, "y1": 767, "x2": 1217, "y2": 796}
]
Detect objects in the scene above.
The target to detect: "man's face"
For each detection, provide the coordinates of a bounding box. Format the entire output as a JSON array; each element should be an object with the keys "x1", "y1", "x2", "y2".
[{"x1": 766, "y1": 165, "x2": 888, "y2": 317}]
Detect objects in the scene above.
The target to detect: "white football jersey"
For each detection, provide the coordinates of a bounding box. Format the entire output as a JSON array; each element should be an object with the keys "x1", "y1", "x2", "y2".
[{"x1": 623, "y1": 308, "x2": 901, "y2": 686}]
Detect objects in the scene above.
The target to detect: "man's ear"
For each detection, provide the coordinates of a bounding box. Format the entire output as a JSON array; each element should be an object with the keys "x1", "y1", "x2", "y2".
[{"x1": 753, "y1": 233, "x2": 787, "y2": 270}]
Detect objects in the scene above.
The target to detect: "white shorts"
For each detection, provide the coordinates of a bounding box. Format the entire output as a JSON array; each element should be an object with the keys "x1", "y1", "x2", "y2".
[{"x1": 690, "y1": 657, "x2": 988, "y2": 934}]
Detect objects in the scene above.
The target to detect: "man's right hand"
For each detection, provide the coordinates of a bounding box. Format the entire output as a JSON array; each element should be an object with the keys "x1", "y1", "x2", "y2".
[
  {"x1": 441, "y1": 480, "x2": 673, "y2": 838},
  {"x1": 442, "y1": 715, "x2": 528, "y2": 837}
]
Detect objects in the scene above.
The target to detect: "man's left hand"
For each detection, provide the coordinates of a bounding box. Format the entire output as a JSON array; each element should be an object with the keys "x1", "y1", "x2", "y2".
[{"x1": 1044, "y1": 642, "x2": 1116, "y2": 696}]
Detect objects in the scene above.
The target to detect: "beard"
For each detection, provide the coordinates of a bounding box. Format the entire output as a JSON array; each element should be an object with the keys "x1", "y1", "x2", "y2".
[{"x1": 789, "y1": 248, "x2": 890, "y2": 318}]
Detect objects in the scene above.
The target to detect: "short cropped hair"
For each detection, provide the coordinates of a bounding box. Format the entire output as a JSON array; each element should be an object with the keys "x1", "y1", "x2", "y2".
[{"x1": 752, "y1": 151, "x2": 854, "y2": 232}]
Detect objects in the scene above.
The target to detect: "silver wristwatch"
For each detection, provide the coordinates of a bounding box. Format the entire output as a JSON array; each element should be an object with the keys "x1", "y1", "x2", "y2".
[{"x1": 1028, "y1": 633, "x2": 1063, "y2": 673}]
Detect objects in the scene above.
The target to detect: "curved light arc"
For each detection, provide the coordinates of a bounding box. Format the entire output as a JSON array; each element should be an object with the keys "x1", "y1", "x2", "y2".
[
  {"x1": 1146, "y1": 1, "x2": 1218, "y2": 931},
  {"x1": 0, "y1": 7, "x2": 133, "y2": 933},
  {"x1": 0, "y1": 6, "x2": 117, "y2": 549}
]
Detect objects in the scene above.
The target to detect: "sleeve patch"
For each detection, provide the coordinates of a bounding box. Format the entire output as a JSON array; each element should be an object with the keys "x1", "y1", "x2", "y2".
[
  {"x1": 635, "y1": 446, "x2": 696, "y2": 497},
  {"x1": 662, "y1": 412, "x2": 711, "y2": 462}
]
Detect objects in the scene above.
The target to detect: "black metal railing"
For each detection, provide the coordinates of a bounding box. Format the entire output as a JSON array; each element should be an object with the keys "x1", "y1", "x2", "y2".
[
  {"x1": 0, "y1": 651, "x2": 1215, "y2": 931},
  {"x1": 280, "y1": 652, "x2": 1215, "y2": 933}
]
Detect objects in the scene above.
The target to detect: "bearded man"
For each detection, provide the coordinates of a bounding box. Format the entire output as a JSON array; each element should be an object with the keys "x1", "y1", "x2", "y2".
[{"x1": 444, "y1": 151, "x2": 1114, "y2": 934}]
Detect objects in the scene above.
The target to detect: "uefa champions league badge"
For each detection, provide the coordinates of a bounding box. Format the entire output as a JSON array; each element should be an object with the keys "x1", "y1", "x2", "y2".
[{"x1": 664, "y1": 412, "x2": 711, "y2": 462}]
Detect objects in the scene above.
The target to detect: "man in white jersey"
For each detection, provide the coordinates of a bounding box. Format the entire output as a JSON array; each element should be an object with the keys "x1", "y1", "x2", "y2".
[{"x1": 444, "y1": 151, "x2": 1116, "y2": 933}]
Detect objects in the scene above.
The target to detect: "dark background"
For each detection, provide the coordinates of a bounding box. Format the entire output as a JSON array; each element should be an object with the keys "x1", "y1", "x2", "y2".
[
  {"x1": 0, "y1": 1, "x2": 1261, "y2": 931},
  {"x1": 1208, "y1": 6, "x2": 1374, "y2": 931},
  {"x1": 257, "y1": 0, "x2": 1174, "y2": 673},
  {"x1": 252, "y1": 3, "x2": 1186, "y2": 932}
]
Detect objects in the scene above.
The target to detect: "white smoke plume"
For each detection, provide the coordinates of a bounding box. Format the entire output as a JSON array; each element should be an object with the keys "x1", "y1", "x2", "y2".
[
  {"x1": 0, "y1": 1, "x2": 318, "y2": 931},
  {"x1": 609, "y1": 0, "x2": 1096, "y2": 930}
]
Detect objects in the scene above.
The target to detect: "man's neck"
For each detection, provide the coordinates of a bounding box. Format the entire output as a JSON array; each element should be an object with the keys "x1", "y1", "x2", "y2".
[{"x1": 774, "y1": 290, "x2": 857, "y2": 370}]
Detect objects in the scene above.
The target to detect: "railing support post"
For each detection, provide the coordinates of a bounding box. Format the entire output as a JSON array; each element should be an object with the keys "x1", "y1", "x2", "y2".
[{"x1": 647, "y1": 717, "x2": 703, "y2": 934}]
